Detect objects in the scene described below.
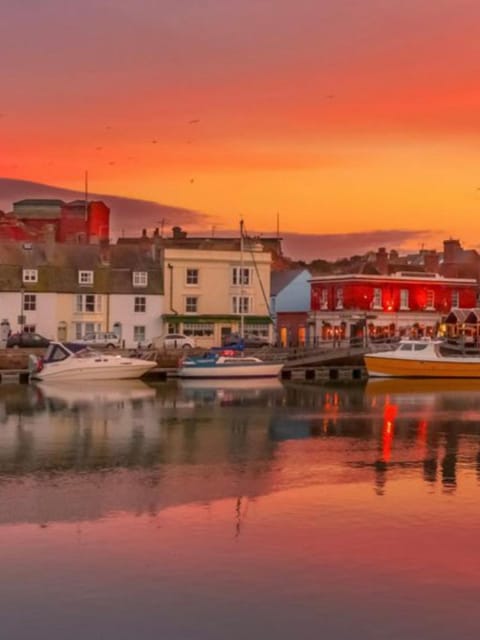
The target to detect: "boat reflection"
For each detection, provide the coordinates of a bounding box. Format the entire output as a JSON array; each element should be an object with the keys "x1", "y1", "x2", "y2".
[
  {"x1": 178, "y1": 377, "x2": 284, "y2": 405},
  {"x1": 35, "y1": 379, "x2": 156, "y2": 409}
]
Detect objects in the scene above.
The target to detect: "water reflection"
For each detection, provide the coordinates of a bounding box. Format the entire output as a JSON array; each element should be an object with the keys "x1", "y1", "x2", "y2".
[
  {"x1": 1, "y1": 378, "x2": 480, "y2": 524},
  {"x1": 2, "y1": 379, "x2": 480, "y2": 639}
]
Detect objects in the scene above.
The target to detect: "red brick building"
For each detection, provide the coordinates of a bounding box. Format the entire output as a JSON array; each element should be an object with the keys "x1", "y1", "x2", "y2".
[{"x1": 309, "y1": 272, "x2": 478, "y2": 344}]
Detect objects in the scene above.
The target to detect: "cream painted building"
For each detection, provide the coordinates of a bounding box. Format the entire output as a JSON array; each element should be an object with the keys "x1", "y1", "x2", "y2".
[{"x1": 163, "y1": 242, "x2": 273, "y2": 348}]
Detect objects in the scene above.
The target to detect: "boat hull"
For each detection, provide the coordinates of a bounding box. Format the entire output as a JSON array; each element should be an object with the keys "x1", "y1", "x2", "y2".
[
  {"x1": 365, "y1": 354, "x2": 480, "y2": 378},
  {"x1": 178, "y1": 362, "x2": 283, "y2": 379},
  {"x1": 32, "y1": 360, "x2": 156, "y2": 381}
]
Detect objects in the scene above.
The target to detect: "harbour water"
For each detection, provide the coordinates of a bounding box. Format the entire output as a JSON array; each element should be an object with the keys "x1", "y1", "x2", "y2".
[{"x1": 1, "y1": 378, "x2": 480, "y2": 639}]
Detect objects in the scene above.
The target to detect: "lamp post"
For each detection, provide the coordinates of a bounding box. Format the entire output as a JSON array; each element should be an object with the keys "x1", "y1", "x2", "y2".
[{"x1": 18, "y1": 286, "x2": 25, "y2": 332}]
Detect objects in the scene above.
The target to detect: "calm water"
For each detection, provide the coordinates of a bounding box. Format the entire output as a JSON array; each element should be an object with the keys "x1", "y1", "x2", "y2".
[{"x1": 1, "y1": 377, "x2": 480, "y2": 639}]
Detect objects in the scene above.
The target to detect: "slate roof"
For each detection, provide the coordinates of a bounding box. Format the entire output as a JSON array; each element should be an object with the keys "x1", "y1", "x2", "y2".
[{"x1": 271, "y1": 269, "x2": 307, "y2": 296}]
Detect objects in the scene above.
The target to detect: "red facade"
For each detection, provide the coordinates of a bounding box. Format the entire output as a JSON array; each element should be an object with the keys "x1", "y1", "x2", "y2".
[{"x1": 311, "y1": 276, "x2": 477, "y2": 313}]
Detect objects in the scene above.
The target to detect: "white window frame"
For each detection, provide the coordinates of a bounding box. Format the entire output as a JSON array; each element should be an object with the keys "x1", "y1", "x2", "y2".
[
  {"x1": 320, "y1": 288, "x2": 328, "y2": 310},
  {"x1": 232, "y1": 296, "x2": 251, "y2": 314},
  {"x1": 134, "y1": 296, "x2": 146, "y2": 313},
  {"x1": 232, "y1": 267, "x2": 251, "y2": 286},
  {"x1": 23, "y1": 293, "x2": 36, "y2": 311},
  {"x1": 186, "y1": 268, "x2": 199, "y2": 286},
  {"x1": 185, "y1": 296, "x2": 198, "y2": 313},
  {"x1": 335, "y1": 287, "x2": 344, "y2": 310},
  {"x1": 22, "y1": 269, "x2": 38, "y2": 283},
  {"x1": 183, "y1": 322, "x2": 214, "y2": 337},
  {"x1": 426, "y1": 289, "x2": 435, "y2": 310},
  {"x1": 451, "y1": 290, "x2": 459, "y2": 308},
  {"x1": 400, "y1": 289, "x2": 409, "y2": 310},
  {"x1": 75, "y1": 294, "x2": 102, "y2": 313},
  {"x1": 372, "y1": 287, "x2": 382, "y2": 310},
  {"x1": 133, "y1": 325, "x2": 146, "y2": 343},
  {"x1": 78, "y1": 270, "x2": 94, "y2": 285},
  {"x1": 133, "y1": 271, "x2": 148, "y2": 287}
]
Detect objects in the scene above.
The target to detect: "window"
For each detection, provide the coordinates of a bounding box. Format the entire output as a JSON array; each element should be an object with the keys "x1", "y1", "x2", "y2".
[
  {"x1": 335, "y1": 287, "x2": 344, "y2": 310},
  {"x1": 183, "y1": 322, "x2": 214, "y2": 337},
  {"x1": 22, "y1": 269, "x2": 38, "y2": 283},
  {"x1": 400, "y1": 289, "x2": 409, "y2": 310},
  {"x1": 232, "y1": 296, "x2": 250, "y2": 314},
  {"x1": 451, "y1": 290, "x2": 459, "y2": 307},
  {"x1": 78, "y1": 270, "x2": 94, "y2": 285},
  {"x1": 320, "y1": 288, "x2": 328, "y2": 310},
  {"x1": 75, "y1": 294, "x2": 102, "y2": 313},
  {"x1": 186, "y1": 268, "x2": 199, "y2": 285},
  {"x1": 232, "y1": 267, "x2": 251, "y2": 286},
  {"x1": 134, "y1": 296, "x2": 146, "y2": 313},
  {"x1": 245, "y1": 323, "x2": 269, "y2": 338},
  {"x1": 133, "y1": 326, "x2": 146, "y2": 343},
  {"x1": 372, "y1": 288, "x2": 382, "y2": 309},
  {"x1": 426, "y1": 290, "x2": 435, "y2": 309},
  {"x1": 133, "y1": 271, "x2": 148, "y2": 287},
  {"x1": 167, "y1": 323, "x2": 179, "y2": 334},
  {"x1": 74, "y1": 322, "x2": 102, "y2": 339},
  {"x1": 23, "y1": 294, "x2": 36, "y2": 311},
  {"x1": 185, "y1": 296, "x2": 198, "y2": 313}
]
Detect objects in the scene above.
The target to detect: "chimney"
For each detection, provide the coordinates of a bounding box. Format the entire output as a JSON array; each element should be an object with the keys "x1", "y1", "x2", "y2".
[
  {"x1": 99, "y1": 239, "x2": 110, "y2": 265},
  {"x1": 423, "y1": 250, "x2": 439, "y2": 273},
  {"x1": 375, "y1": 247, "x2": 389, "y2": 275}
]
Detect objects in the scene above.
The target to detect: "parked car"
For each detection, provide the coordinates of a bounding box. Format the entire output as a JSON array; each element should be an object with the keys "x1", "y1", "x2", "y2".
[
  {"x1": 71, "y1": 332, "x2": 121, "y2": 349},
  {"x1": 7, "y1": 332, "x2": 51, "y2": 348},
  {"x1": 222, "y1": 333, "x2": 271, "y2": 348},
  {"x1": 154, "y1": 333, "x2": 195, "y2": 350}
]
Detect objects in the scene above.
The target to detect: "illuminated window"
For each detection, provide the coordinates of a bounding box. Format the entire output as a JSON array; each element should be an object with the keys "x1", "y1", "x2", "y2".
[
  {"x1": 451, "y1": 290, "x2": 459, "y2": 307},
  {"x1": 335, "y1": 287, "x2": 344, "y2": 310},
  {"x1": 400, "y1": 289, "x2": 409, "y2": 310},
  {"x1": 372, "y1": 288, "x2": 382, "y2": 309},
  {"x1": 426, "y1": 290, "x2": 435, "y2": 309}
]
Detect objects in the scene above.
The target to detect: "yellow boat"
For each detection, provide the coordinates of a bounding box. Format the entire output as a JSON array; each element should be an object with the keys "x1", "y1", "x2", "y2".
[{"x1": 364, "y1": 339, "x2": 480, "y2": 378}]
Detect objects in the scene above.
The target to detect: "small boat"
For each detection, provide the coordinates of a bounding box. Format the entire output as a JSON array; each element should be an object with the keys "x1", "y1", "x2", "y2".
[
  {"x1": 29, "y1": 341, "x2": 157, "y2": 381},
  {"x1": 364, "y1": 338, "x2": 480, "y2": 378},
  {"x1": 177, "y1": 350, "x2": 283, "y2": 379}
]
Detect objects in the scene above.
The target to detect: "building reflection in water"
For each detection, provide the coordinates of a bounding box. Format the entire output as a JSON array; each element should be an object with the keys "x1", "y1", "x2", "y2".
[{"x1": 0, "y1": 377, "x2": 480, "y2": 526}]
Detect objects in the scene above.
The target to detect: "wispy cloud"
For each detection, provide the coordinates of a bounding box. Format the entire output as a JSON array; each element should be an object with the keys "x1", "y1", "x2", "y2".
[
  {"x1": 280, "y1": 229, "x2": 437, "y2": 261},
  {"x1": 0, "y1": 178, "x2": 209, "y2": 236}
]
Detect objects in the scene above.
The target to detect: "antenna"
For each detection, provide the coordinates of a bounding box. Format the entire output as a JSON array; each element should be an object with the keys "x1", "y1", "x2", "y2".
[{"x1": 276, "y1": 211, "x2": 280, "y2": 238}]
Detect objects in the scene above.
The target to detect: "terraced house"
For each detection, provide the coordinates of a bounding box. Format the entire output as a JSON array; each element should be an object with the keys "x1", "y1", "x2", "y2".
[{"x1": 0, "y1": 241, "x2": 163, "y2": 347}]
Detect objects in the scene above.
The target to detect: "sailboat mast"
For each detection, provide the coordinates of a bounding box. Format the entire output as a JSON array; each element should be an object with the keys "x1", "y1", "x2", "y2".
[{"x1": 240, "y1": 219, "x2": 244, "y2": 339}]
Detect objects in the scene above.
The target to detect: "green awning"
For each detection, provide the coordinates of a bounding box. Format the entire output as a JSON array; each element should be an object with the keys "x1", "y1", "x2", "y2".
[{"x1": 163, "y1": 314, "x2": 272, "y2": 324}]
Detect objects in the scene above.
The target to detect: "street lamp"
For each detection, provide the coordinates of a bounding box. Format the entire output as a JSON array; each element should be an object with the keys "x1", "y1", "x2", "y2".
[{"x1": 18, "y1": 286, "x2": 25, "y2": 332}]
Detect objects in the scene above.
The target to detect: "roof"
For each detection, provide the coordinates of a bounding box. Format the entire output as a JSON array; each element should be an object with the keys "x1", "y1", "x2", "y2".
[
  {"x1": 271, "y1": 269, "x2": 307, "y2": 296},
  {"x1": 13, "y1": 199, "x2": 64, "y2": 206}
]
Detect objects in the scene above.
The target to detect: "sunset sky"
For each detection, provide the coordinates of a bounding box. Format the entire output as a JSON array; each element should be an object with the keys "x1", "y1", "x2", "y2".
[{"x1": 2, "y1": 0, "x2": 480, "y2": 258}]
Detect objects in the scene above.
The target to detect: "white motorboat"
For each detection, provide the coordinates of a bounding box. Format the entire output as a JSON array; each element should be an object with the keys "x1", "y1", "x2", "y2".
[
  {"x1": 29, "y1": 341, "x2": 157, "y2": 381},
  {"x1": 177, "y1": 350, "x2": 284, "y2": 379}
]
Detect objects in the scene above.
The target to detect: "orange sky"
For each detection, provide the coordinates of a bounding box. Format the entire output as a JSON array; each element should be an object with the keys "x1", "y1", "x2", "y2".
[{"x1": 2, "y1": 0, "x2": 480, "y2": 252}]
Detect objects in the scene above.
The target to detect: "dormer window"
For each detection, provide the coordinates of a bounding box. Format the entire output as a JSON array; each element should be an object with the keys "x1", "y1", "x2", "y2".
[
  {"x1": 78, "y1": 270, "x2": 94, "y2": 285},
  {"x1": 22, "y1": 269, "x2": 38, "y2": 283},
  {"x1": 133, "y1": 271, "x2": 148, "y2": 287}
]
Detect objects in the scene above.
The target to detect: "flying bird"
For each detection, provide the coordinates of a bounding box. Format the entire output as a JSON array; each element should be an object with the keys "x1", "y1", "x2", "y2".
[
  {"x1": 108, "y1": 161, "x2": 116, "y2": 166},
  {"x1": 190, "y1": 178, "x2": 195, "y2": 183},
  {"x1": 188, "y1": 119, "x2": 200, "y2": 124},
  {"x1": 152, "y1": 139, "x2": 158, "y2": 144},
  {"x1": 95, "y1": 146, "x2": 103, "y2": 151}
]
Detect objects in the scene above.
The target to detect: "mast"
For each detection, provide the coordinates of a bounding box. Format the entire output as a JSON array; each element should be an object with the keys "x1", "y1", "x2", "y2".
[
  {"x1": 84, "y1": 169, "x2": 89, "y2": 222},
  {"x1": 240, "y1": 219, "x2": 244, "y2": 339}
]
